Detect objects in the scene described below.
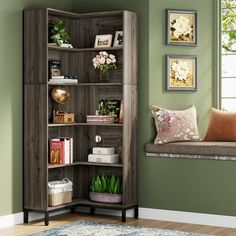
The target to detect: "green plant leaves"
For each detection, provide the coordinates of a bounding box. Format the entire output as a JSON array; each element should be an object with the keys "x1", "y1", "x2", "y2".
[
  {"x1": 90, "y1": 174, "x2": 122, "y2": 194},
  {"x1": 49, "y1": 18, "x2": 70, "y2": 46}
]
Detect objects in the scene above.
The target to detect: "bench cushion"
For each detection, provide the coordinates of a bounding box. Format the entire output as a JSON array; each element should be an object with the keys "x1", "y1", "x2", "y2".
[{"x1": 145, "y1": 141, "x2": 236, "y2": 157}]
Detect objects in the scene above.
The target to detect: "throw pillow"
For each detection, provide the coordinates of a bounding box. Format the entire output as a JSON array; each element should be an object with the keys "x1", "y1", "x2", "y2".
[
  {"x1": 204, "y1": 108, "x2": 236, "y2": 141},
  {"x1": 150, "y1": 105, "x2": 200, "y2": 144}
]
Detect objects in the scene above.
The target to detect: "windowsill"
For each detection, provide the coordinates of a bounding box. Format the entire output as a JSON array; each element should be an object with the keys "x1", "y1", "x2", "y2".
[{"x1": 145, "y1": 141, "x2": 236, "y2": 161}]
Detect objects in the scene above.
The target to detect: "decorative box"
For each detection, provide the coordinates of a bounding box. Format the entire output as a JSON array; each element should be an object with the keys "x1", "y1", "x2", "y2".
[
  {"x1": 92, "y1": 147, "x2": 115, "y2": 155},
  {"x1": 48, "y1": 178, "x2": 73, "y2": 206},
  {"x1": 53, "y1": 112, "x2": 75, "y2": 123},
  {"x1": 88, "y1": 154, "x2": 119, "y2": 164}
]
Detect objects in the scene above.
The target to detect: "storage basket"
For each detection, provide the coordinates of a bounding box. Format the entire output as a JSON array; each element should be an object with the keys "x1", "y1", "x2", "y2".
[{"x1": 48, "y1": 178, "x2": 73, "y2": 206}]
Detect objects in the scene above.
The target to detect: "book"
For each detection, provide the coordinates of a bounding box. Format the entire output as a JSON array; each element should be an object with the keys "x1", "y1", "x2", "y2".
[
  {"x1": 49, "y1": 137, "x2": 73, "y2": 164},
  {"x1": 51, "y1": 76, "x2": 65, "y2": 80},
  {"x1": 70, "y1": 137, "x2": 73, "y2": 163},
  {"x1": 48, "y1": 78, "x2": 78, "y2": 84},
  {"x1": 50, "y1": 140, "x2": 64, "y2": 164},
  {"x1": 86, "y1": 115, "x2": 114, "y2": 123},
  {"x1": 48, "y1": 43, "x2": 73, "y2": 48}
]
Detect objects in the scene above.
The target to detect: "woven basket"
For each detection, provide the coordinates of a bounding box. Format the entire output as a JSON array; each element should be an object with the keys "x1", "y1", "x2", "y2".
[{"x1": 48, "y1": 191, "x2": 72, "y2": 206}]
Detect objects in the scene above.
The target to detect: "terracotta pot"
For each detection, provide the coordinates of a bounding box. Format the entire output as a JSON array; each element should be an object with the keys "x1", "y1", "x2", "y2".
[{"x1": 89, "y1": 192, "x2": 122, "y2": 203}]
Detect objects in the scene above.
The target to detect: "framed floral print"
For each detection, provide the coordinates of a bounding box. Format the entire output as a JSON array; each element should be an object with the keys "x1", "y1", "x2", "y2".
[
  {"x1": 166, "y1": 9, "x2": 197, "y2": 46},
  {"x1": 166, "y1": 55, "x2": 198, "y2": 91}
]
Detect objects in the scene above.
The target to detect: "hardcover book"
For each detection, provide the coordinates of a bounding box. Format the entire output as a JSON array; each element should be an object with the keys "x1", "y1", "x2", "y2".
[
  {"x1": 50, "y1": 140, "x2": 64, "y2": 164},
  {"x1": 49, "y1": 137, "x2": 73, "y2": 164}
]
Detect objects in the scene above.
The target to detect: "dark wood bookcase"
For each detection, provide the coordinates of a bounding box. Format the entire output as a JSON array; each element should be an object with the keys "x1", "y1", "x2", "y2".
[{"x1": 23, "y1": 8, "x2": 137, "y2": 226}]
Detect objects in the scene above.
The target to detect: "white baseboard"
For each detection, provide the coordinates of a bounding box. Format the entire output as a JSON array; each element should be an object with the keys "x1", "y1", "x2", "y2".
[
  {"x1": 1, "y1": 207, "x2": 236, "y2": 229},
  {"x1": 138, "y1": 208, "x2": 236, "y2": 228},
  {"x1": 0, "y1": 212, "x2": 23, "y2": 228},
  {"x1": 0, "y1": 210, "x2": 69, "y2": 228}
]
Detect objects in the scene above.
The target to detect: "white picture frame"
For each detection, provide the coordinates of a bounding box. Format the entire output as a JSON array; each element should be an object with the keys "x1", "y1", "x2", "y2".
[{"x1": 94, "y1": 34, "x2": 113, "y2": 48}]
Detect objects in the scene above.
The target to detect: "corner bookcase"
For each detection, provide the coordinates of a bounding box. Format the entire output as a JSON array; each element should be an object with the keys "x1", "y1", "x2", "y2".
[{"x1": 24, "y1": 8, "x2": 137, "y2": 225}]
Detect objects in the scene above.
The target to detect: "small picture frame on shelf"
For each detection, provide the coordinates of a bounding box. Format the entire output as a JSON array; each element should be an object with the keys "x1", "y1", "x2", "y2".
[
  {"x1": 113, "y1": 31, "x2": 123, "y2": 47},
  {"x1": 49, "y1": 60, "x2": 61, "y2": 77},
  {"x1": 166, "y1": 54, "x2": 197, "y2": 91},
  {"x1": 166, "y1": 9, "x2": 197, "y2": 46},
  {"x1": 94, "y1": 34, "x2": 113, "y2": 48}
]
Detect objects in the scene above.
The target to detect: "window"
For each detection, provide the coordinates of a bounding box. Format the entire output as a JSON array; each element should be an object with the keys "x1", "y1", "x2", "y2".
[{"x1": 221, "y1": 0, "x2": 236, "y2": 111}]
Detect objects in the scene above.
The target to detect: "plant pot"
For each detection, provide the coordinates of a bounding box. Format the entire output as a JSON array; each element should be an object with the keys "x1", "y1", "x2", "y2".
[{"x1": 89, "y1": 191, "x2": 122, "y2": 204}]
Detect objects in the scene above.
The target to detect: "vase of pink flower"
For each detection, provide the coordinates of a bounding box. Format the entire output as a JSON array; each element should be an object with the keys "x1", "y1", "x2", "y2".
[{"x1": 92, "y1": 51, "x2": 117, "y2": 75}]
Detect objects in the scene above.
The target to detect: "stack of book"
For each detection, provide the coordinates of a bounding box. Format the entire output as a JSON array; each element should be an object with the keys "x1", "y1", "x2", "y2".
[
  {"x1": 48, "y1": 76, "x2": 79, "y2": 84},
  {"x1": 88, "y1": 147, "x2": 119, "y2": 164},
  {"x1": 86, "y1": 115, "x2": 114, "y2": 124},
  {"x1": 49, "y1": 137, "x2": 73, "y2": 165}
]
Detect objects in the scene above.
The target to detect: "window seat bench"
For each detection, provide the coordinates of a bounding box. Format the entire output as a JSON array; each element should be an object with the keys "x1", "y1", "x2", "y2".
[{"x1": 145, "y1": 141, "x2": 236, "y2": 161}]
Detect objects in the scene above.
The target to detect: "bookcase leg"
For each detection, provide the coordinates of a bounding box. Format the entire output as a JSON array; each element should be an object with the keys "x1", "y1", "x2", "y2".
[
  {"x1": 122, "y1": 209, "x2": 126, "y2": 222},
  {"x1": 135, "y1": 205, "x2": 139, "y2": 219},
  {"x1": 23, "y1": 210, "x2": 28, "y2": 223},
  {"x1": 90, "y1": 207, "x2": 95, "y2": 215},
  {"x1": 44, "y1": 212, "x2": 49, "y2": 226}
]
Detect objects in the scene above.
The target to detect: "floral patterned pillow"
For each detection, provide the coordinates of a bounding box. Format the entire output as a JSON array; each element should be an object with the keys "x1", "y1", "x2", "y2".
[{"x1": 150, "y1": 105, "x2": 200, "y2": 144}]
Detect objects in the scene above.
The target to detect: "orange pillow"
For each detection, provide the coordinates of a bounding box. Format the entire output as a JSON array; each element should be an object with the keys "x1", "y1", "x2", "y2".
[{"x1": 204, "y1": 108, "x2": 236, "y2": 141}]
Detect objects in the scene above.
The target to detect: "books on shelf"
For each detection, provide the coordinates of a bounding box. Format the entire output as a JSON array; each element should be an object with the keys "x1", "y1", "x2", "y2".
[
  {"x1": 48, "y1": 43, "x2": 73, "y2": 48},
  {"x1": 86, "y1": 115, "x2": 114, "y2": 124},
  {"x1": 49, "y1": 137, "x2": 73, "y2": 165},
  {"x1": 48, "y1": 76, "x2": 79, "y2": 85}
]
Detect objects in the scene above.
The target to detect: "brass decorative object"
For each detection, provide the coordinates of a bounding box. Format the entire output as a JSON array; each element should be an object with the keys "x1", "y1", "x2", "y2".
[
  {"x1": 51, "y1": 87, "x2": 70, "y2": 104},
  {"x1": 51, "y1": 87, "x2": 75, "y2": 123}
]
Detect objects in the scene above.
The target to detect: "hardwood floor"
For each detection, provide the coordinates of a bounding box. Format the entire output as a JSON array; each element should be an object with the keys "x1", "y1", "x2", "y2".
[{"x1": 1, "y1": 213, "x2": 236, "y2": 236}]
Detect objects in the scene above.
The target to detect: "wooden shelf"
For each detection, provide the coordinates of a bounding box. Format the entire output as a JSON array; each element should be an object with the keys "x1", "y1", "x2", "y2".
[
  {"x1": 47, "y1": 198, "x2": 81, "y2": 211},
  {"x1": 78, "y1": 161, "x2": 123, "y2": 168},
  {"x1": 48, "y1": 161, "x2": 123, "y2": 169},
  {"x1": 48, "y1": 82, "x2": 123, "y2": 86},
  {"x1": 47, "y1": 198, "x2": 125, "y2": 211},
  {"x1": 48, "y1": 45, "x2": 123, "y2": 53},
  {"x1": 48, "y1": 162, "x2": 80, "y2": 169},
  {"x1": 48, "y1": 122, "x2": 123, "y2": 127},
  {"x1": 24, "y1": 8, "x2": 137, "y2": 225},
  {"x1": 77, "y1": 198, "x2": 123, "y2": 209}
]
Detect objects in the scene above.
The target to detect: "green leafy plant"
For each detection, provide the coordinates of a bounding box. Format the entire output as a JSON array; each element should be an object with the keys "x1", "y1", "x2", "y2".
[
  {"x1": 90, "y1": 174, "x2": 122, "y2": 194},
  {"x1": 98, "y1": 100, "x2": 120, "y2": 119},
  {"x1": 222, "y1": 0, "x2": 236, "y2": 51},
  {"x1": 49, "y1": 18, "x2": 70, "y2": 46}
]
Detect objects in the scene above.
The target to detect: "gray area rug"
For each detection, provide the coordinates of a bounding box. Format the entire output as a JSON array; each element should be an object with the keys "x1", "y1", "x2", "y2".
[{"x1": 29, "y1": 220, "x2": 214, "y2": 236}]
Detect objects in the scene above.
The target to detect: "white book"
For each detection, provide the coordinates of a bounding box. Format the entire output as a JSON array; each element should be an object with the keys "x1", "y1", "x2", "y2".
[
  {"x1": 70, "y1": 138, "x2": 73, "y2": 163},
  {"x1": 64, "y1": 139, "x2": 70, "y2": 164},
  {"x1": 48, "y1": 43, "x2": 73, "y2": 48},
  {"x1": 48, "y1": 79, "x2": 78, "y2": 84},
  {"x1": 51, "y1": 76, "x2": 65, "y2": 80}
]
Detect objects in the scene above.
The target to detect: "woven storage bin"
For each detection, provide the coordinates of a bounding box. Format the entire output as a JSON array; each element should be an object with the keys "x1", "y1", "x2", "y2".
[
  {"x1": 48, "y1": 178, "x2": 73, "y2": 206},
  {"x1": 48, "y1": 191, "x2": 72, "y2": 206}
]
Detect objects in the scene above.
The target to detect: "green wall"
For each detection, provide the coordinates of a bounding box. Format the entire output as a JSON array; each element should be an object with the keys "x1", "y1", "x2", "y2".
[
  {"x1": 0, "y1": 0, "x2": 73, "y2": 217},
  {"x1": 2, "y1": 0, "x2": 236, "y2": 218},
  {"x1": 73, "y1": 0, "x2": 236, "y2": 217}
]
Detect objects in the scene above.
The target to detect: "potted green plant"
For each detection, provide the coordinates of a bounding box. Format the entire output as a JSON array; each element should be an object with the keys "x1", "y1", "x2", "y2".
[
  {"x1": 89, "y1": 174, "x2": 122, "y2": 203},
  {"x1": 49, "y1": 18, "x2": 71, "y2": 47}
]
